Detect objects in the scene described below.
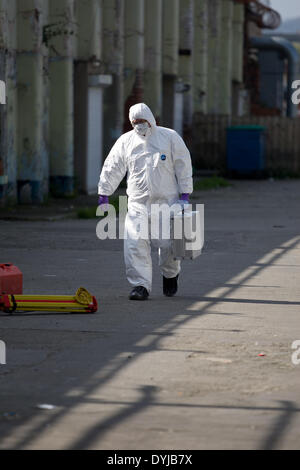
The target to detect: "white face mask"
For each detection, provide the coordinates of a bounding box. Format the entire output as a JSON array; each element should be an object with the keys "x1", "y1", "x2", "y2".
[{"x1": 133, "y1": 122, "x2": 150, "y2": 136}]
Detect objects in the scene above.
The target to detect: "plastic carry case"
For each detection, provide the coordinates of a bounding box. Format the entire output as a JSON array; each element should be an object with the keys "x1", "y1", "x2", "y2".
[{"x1": 171, "y1": 209, "x2": 204, "y2": 261}]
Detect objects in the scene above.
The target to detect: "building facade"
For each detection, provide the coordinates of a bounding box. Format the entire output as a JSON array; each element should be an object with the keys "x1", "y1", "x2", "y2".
[{"x1": 0, "y1": 0, "x2": 297, "y2": 206}]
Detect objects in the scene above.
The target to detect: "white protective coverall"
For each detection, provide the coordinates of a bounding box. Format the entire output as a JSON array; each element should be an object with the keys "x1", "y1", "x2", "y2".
[{"x1": 98, "y1": 103, "x2": 193, "y2": 293}]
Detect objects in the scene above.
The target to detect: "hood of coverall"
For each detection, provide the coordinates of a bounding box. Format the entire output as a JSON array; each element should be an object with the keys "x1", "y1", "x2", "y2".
[{"x1": 129, "y1": 103, "x2": 157, "y2": 131}]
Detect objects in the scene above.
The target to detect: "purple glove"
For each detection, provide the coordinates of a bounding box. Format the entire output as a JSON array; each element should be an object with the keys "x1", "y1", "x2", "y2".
[
  {"x1": 98, "y1": 195, "x2": 109, "y2": 205},
  {"x1": 180, "y1": 193, "x2": 190, "y2": 203},
  {"x1": 175, "y1": 193, "x2": 190, "y2": 211},
  {"x1": 98, "y1": 195, "x2": 109, "y2": 211}
]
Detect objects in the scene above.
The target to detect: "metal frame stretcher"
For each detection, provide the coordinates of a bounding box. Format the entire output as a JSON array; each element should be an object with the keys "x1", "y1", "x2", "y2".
[{"x1": 0, "y1": 287, "x2": 98, "y2": 314}]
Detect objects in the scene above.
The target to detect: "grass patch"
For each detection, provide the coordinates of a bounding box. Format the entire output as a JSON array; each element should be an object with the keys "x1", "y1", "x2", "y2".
[
  {"x1": 269, "y1": 169, "x2": 300, "y2": 180},
  {"x1": 77, "y1": 206, "x2": 98, "y2": 219},
  {"x1": 193, "y1": 176, "x2": 232, "y2": 191}
]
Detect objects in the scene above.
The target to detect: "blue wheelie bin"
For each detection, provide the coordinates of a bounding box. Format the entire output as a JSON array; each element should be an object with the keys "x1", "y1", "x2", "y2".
[{"x1": 226, "y1": 125, "x2": 266, "y2": 177}]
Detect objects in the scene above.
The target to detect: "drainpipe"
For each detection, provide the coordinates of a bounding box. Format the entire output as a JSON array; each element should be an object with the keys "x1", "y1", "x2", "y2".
[
  {"x1": 123, "y1": 0, "x2": 144, "y2": 132},
  {"x1": 219, "y1": 0, "x2": 233, "y2": 115},
  {"x1": 16, "y1": 0, "x2": 46, "y2": 204},
  {"x1": 179, "y1": 0, "x2": 194, "y2": 134},
  {"x1": 4, "y1": 0, "x2": 17, "y2": 204},
  {"x1": 207, "y1": 0, "x2": 222, "y2": 114},
  {"x1": 231, "y1": 3, "x2": 245, "y2": 116},
  {"x1": 193, "y1": 0, "x2": 208, "y2": 115},
  {"x1": 232, "y1": 2, "x2": 244, "y2": 84},
  {"x1": 144, "y1": 0, "x2": 163, "y2": 123},
  {"x1": 74, "y1": 0, "x2": 109, "y2": 195},
  {"x1": 162, "y1": 0, "x2": 180, "y2": 130},
  {"x1": 76, "y1": 0, "x2": 101, "y2": 61},
  {"x1": 102, "y1": 0, "x2": 124, "y2": 155},
  {"x1": 48, "y1": 0, "x2": 75, "y2": 197},
  {"x1": 0, "y1": 0, "x2": 8, "y2": 205},
  {"x1": 162, "y1": 0, "x2": 179, "y2": 77},
  {"x1": 250, "y1": 36, "x2": 300, "y2": 118}
]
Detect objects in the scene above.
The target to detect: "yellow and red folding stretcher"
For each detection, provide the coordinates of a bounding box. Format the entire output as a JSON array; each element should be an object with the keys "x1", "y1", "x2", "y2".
[
  {"x1": 0, "y1": 264, "x2": 98, "y2": 314},
  {"x1": 0, "y1": 287, "x2": 98, "y2": 314}
]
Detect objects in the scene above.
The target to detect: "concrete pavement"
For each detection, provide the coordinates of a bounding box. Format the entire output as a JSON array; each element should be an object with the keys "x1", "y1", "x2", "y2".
[{"x1": 0, "y1": 179, "x2": 300, "y2": 450}]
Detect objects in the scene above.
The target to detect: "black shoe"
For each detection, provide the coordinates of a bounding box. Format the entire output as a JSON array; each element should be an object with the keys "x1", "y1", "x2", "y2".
[
  {"x1": 129, "y1": 286, "x2": 149, "y2": 301},
  {"x1": 163, "y1": 275, "x2": 179, "y2": 297}
]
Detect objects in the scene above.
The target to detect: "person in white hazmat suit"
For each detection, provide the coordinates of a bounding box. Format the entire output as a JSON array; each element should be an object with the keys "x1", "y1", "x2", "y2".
[{"x1": 98, "y1": 103, "x2": 193, "y2": 300}]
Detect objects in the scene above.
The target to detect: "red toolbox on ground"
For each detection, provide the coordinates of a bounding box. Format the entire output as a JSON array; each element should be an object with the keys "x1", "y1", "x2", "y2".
[{"x1": 0, "y1": 264, "x2": 23, "y2": 294}]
